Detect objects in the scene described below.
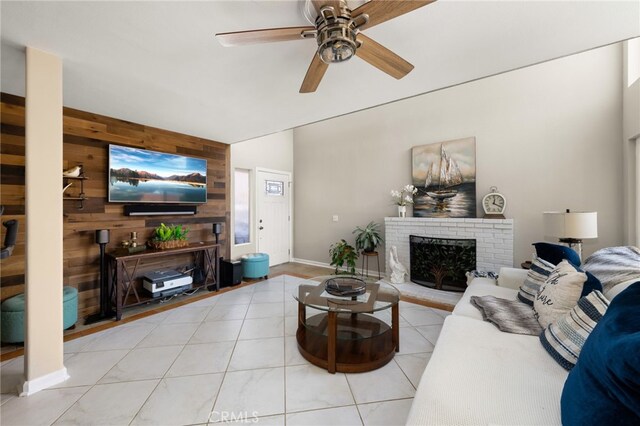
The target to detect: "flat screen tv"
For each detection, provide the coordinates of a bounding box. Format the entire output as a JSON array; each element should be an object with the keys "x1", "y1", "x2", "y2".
[{"x1": 108, "y1": 144, "x2": 207, "y2": 204}]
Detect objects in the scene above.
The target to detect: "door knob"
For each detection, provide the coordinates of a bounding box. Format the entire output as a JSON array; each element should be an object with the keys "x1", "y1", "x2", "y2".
[{"x1": 259, "y1": 226, "x2": 264, "y2": 230}]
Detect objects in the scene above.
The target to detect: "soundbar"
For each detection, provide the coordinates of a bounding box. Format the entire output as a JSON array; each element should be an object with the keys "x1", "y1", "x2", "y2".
[{"x1": 124, "y1": 204, "x2": 198, "y2": 216}]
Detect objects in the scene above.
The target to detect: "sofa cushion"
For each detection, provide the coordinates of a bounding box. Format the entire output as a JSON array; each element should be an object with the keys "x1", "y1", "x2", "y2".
[
  {"x1": 518, "y1": 256, "x2": 555, "y2": 306},
  {"x1": 581, "y1": 246, "x2": 640, "y2": 293},
  {"x1": 533, "y1": 242, "x2": 581, "y2": 266},
  {"x1": 452, "y1": 281, "x2": 518, "y2": 321},
  {"x1": 406, "y1": 315, "x2": 567, "y2": 425},
  {"x1": 540, "y1": 290, "x2": 609, "y2": 370},
  {"x1": 560, "y1": 282, "x2": 640, "y2": 426},
  {"x1": 534, "y1": 260, "x2": 587, "y2": 328}
]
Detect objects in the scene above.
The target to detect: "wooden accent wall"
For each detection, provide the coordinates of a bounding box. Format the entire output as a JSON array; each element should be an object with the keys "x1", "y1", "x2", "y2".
[{"x1": 0, "y1": 93, "x2": 230, "y2": 319}]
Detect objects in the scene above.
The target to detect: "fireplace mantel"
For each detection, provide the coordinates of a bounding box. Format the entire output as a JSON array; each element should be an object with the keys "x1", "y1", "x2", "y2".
[{"x1": 384, "y1": 217, "x2": 514, "y2": 274}]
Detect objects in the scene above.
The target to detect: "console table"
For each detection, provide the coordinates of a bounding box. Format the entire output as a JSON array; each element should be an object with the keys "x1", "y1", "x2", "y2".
[{"x1": 106, "y1": 242, "x2": 220, "y2": 321}]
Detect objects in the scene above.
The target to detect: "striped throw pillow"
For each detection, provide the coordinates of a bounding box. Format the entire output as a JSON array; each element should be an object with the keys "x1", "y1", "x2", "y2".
[
  {"x1": 539, "y1": 290, "x2": 609, "y2": 370},
  {"x1": 518, "y1": 256, "x2": 555, "y2": 306}
]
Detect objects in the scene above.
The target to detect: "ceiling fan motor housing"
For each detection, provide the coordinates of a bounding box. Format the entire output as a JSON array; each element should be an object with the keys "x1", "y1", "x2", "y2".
[{"x1": 315, "y1": 3, "x2": 358, "y2": 64}]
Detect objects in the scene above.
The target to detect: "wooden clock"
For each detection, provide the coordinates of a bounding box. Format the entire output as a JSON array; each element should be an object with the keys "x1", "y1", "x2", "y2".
[{"x1": 482, "y1": 186, "x2": 506, "y2": 219}]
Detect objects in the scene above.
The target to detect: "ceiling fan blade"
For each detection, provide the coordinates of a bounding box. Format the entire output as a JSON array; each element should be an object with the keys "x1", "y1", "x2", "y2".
[
  {"x1": 216, "y1": 26, "x2": 315, "y2": 47},
  {"x1": 311, "y1": 1, "x2": 344, "y2": 16},
  {"x1": 300, "y1": 53, "x2": 329, "y2": 93},
  {"x1": 355, "y1": 33, "x2": 414, "y2": 79},
  {"x1": 352, "y1": 0, "x2": 436, "y2": 31}
]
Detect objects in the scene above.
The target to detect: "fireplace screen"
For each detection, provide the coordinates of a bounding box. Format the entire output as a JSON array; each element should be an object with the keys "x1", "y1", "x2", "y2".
[{"x1": 410, "y1": 235, "x2": 476, "y2": 292}]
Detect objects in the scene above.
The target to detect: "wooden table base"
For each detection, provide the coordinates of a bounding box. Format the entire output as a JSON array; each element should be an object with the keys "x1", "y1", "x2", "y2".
[{"x1": 296, "y1": 312, "x2": 398, "y2": 374}]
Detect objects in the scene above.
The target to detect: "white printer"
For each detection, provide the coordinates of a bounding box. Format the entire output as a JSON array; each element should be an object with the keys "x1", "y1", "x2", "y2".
[{"x1": 143, "y1": 269, "x2": 193, "y2": 298}]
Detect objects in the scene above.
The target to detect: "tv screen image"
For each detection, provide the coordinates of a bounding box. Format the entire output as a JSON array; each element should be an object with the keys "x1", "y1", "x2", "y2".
[{"x1": 109, "y1": 145, "x2": 208, "y2": 204}]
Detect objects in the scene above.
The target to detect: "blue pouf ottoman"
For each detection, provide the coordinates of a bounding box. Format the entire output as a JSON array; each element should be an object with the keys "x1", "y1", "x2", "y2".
[
  {"x1": 1, "y1": 286, "x2": 79, "y2": 344},
  {"x1": 63, "y1": 286, "x2": 78, "y2": 330},
  {"x1": 241, "y1": 253, "x2": 270, "y2": 280},
  {"x1": 1, "y1": 293, "x2": 25, "y2": 343}
]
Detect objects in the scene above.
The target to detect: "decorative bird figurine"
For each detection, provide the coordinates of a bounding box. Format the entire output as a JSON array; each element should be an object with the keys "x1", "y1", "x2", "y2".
[
  {"x1": 63, "y1": 165, "x2": 82, "y2": 177},
  {"x1": 389, "y1": 246, "x2": 408, "y2": 284}
]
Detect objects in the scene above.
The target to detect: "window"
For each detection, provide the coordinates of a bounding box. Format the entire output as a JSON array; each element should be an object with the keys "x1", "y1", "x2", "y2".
[{"x1": 234, "y1": 169, "x2": 250, "y2": 245}]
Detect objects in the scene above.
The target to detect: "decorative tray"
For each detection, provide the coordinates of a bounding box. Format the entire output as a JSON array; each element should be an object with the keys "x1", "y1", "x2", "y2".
[{"x1": 324, "y1": 277, "x2": 366, "y2": 297}]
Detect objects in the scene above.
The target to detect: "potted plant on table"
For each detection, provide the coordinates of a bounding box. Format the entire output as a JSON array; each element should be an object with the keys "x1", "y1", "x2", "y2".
[
  {"x1": 353, "y1": 221, "x2": 384, "y2": 253},
  {"x1": 149, "y1": 223, "x2": 190, "y2": 250},
  {"x1": 329, "y1": 239, "x2": 358, "y2": 275}
]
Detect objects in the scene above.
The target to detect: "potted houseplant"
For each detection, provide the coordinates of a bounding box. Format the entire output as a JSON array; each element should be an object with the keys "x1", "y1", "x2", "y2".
[
  {"x1": 329, "y1": 239, "x2": 358, "y2": 275},
  {"x1": 353, "y1": 221, "x2": 384, "y2": 253},
  {"x1": 390, "y1": 184, "x2": 418, "y2": 217},
  {"x1": 149, "y1": 223, "x2": 190, "y2": 250}
]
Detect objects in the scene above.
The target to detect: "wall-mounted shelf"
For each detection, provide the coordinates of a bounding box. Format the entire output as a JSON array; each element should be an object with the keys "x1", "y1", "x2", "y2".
[{"x1": 63, "y1": 170, "x2": 88, "y2": 210}]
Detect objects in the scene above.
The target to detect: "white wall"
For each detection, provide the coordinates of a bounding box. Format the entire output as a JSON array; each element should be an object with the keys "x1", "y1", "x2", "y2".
[
  {"x1": 230, "y1": 130, "x2": 294, "y2": 259},
  {"x1": 293, "y1": 44, "x2": 625, "y2": 268},
  {"x1": 622, "y1": 38, "x2": 640, "y2": 246}
]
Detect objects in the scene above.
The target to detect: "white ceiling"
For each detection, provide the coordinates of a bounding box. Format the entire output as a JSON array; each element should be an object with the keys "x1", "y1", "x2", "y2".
[{"x1": 1, "y1": 1, "x2": 638, "y2": 144}]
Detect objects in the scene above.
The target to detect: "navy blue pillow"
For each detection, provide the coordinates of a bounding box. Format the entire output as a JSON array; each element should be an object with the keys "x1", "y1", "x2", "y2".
[
  {"x1": 533, "y1": 242, "x2": 581, "y2": 267},
  {"x1": 580, "y1": 271, "x2": 603, "y2": 298},
  {"x1": 561, "y1": 282, "x2": 640, "y2": 426}
]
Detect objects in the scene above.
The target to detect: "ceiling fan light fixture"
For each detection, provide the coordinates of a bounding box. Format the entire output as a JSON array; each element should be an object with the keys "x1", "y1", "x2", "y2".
[
  {"x1": 318, "y1": 32, "x2": 357, "y2": 63},
  {"x1": 319, "y1": 40, "x2": 354, "y2": 63},
  {"x1": 315, "y1": 3, "x2": 358, "y2": 64}
]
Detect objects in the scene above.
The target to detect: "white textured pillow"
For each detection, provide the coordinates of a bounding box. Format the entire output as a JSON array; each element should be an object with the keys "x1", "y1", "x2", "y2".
[{"x1": 534, "y1": 260, "x2": 587, "y2": 328}]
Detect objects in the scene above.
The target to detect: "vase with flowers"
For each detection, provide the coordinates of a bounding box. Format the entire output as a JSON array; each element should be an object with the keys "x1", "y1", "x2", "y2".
[{"x1": 390, "y1": 185, "x2": 417, "y2": 217}]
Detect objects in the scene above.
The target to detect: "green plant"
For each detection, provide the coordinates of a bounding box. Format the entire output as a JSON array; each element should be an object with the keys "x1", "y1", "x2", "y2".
[
  {"x1": 171, "y1": 224, "x2": 189, "y2": 241},
  {"x1": 329, "y1": 239, "x2": 358, "y2": 275},
  {"x1": 353, "y1": 221, "x2": 384, "y2": 253},
  {"x1": 153, "y1": 223, "x2": 189, "y2": 242}
]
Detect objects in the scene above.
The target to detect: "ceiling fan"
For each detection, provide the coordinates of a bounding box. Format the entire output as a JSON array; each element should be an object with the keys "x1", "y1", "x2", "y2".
[{"x1": 215, "y1": 0, "x2": 436, "y2": 93}]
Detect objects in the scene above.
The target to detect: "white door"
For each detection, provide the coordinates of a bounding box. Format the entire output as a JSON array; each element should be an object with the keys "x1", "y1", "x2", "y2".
[{"x1": 257, "y1": 170, "x2": 291, "y2": 266}]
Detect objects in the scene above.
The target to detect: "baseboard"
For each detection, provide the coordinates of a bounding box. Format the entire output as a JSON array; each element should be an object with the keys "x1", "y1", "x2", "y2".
[
  {"x1": 291, "y1": 257, "x2": 333, "y2": 269},
  {"x1": 19, "y1": 367, "x2": 69, "y2": 396},
  {"x1": 291, "y1": 257, "x2": 386, "y2": 278}
]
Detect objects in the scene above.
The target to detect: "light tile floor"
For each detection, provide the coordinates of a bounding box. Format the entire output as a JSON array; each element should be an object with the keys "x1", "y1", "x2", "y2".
[{"x1": 0, "y1": 275, "x2": 450, "y2": 426}]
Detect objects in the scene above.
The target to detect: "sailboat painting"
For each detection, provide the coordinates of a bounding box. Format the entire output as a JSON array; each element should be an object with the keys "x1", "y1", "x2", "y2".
[{"x1": 412, "y1": 137, "x2": 476, "y2": 218}]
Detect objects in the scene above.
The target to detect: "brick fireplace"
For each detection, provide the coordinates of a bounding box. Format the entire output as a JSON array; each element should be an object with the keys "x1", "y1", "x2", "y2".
[{"x1": 385, "y1": 217, "x2": 514, "y2": 281}]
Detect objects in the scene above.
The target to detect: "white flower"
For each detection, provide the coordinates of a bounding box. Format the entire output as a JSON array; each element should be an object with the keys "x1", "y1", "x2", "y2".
[{"x1": 391, "y1": 185, "x2": 419, "y2": 206}]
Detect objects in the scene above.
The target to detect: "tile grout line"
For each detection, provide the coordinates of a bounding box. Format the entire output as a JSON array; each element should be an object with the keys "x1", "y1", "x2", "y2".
[
  {"x1": 207, "y1": 288, "x2": 253, "y2": 423},
  {"x1": 56, "y1": 308, "x2": 206, "y2": 425},
  {"x1": 128, "y1": 301, "x2": 217, "y2": 425}
]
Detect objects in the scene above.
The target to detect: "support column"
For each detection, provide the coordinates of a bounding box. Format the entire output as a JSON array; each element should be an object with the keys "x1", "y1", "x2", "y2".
[{"x1": 21, "y1": 46, "x2": 68, "y2": 396}]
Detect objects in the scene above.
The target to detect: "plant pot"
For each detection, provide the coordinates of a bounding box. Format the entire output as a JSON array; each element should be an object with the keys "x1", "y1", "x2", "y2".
[
  {"x1": 398, "y1": 205, "x2": 407, "y2": 218},
  {"x1": 148, "y1": 240, "x2": 189, "y2": 250}
]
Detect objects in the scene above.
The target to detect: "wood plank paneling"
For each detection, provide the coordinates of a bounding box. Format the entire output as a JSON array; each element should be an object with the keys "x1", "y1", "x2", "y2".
[{"x1": 0, "y1": 92, "x2": 231, "y2": 319}]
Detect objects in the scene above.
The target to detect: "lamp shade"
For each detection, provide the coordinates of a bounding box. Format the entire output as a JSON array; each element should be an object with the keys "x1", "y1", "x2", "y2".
[{"x1": 543, "y1": 211, "x2": 598, "y2": 239}]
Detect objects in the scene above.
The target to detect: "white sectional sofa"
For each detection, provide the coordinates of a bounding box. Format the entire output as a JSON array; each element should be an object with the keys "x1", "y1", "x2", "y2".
[{"x1": 405, "y1": 268, "x2": 572, "y2": 425}]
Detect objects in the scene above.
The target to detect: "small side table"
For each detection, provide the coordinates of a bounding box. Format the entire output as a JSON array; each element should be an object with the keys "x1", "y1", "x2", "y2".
[{"x1": 361, "y1": 251, "x2": 381, "y2": 279}]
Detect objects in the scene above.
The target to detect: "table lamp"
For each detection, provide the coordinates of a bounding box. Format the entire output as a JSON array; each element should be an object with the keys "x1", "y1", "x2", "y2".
[{"x1": 543, "y1": 210, "x2": 598, "y2": 261}]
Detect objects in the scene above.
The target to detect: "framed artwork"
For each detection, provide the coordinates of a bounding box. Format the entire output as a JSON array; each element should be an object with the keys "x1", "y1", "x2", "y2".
[{"x1": 412, "y1": 137, "x2": 476, "y2": 218}]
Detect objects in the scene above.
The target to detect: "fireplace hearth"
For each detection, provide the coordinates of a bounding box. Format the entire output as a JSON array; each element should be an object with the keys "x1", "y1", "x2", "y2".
[{"x1": 410, "y1": 235, "x2": 476, "y2": 292}]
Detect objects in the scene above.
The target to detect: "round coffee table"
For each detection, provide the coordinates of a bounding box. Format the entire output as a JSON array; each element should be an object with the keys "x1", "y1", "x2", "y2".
[{"x1": 292, "y1": 275, "x2": 400, "y2": 374}]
